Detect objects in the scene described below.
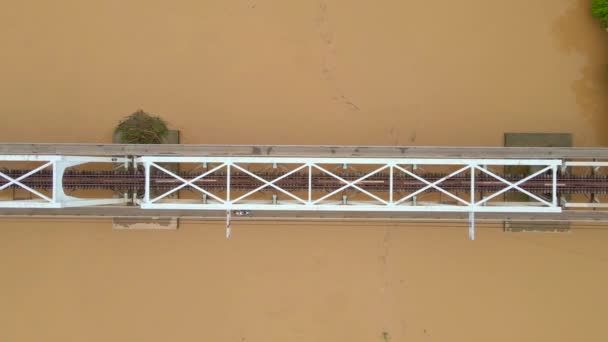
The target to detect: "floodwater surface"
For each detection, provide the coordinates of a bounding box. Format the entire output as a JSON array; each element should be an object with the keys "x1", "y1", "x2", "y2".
[{"x1": 1, "y1": 0, "x2": 608, "y2": 341}]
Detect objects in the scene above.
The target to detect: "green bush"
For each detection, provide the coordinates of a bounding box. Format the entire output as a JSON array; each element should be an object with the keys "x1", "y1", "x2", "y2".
[
  {"x1": 114, "y1": 110, "x2": 169, "y2": 144},
  {"x1": 592, "y1": 0, "x2": 608, "y2": 27}
]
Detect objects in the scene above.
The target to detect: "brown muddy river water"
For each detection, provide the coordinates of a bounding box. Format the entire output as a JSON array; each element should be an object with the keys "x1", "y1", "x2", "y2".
[{"x1": 1, "y1": 0, "x2": 608, "y2": 341}]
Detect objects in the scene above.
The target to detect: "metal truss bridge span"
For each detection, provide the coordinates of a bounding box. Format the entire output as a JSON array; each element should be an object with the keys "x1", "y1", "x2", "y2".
[{"x1": 2, "y1": 144, "x2": 608, "y2": 239}]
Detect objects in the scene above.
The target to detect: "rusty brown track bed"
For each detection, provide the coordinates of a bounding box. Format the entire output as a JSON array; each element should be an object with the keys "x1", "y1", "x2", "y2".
[{"x1": 1, "y1": 170, "x2": 606, "y2": 195}]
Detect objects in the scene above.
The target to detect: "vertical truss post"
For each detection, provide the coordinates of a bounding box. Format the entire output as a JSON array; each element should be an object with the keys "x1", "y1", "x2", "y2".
[
  {"x1": 144, "y1": 161, "x2": 150, "y2": 204},
  {"x1": 51, "y1": 160, "x2": 58, "y2": 204},
  {"x1": 226, "y1": 163, "x2": 231, "y2": 204},
  {"x1": 470, "y1": 164, "x2": 475, "y2": 205},
  {"x1": 480, "y1": 165, "x2": 487, "y2": 206},
  {"x1": 389, "y1": 164, "x2": 394, "y2": 204},
  {"x1": 470, "y1": 164, "x2": 475, "y2": 240},
  {"x1": 552, "y1": 164, "x2": 558, "y2": 207},
  {"x1": 308, "y1": 163, "x2": 312, "y2": 204}
]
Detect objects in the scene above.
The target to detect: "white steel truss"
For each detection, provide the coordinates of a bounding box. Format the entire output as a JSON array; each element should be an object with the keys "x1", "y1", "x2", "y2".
[
  {"x1": 137, "y1": 157, "x2": 562, "y2": 226},
  {"x1": 137, "y1": 157, "x2": 561, "y2": 212},
  {"x1": 0, "y1": 155, "x2": 129, "y2": 208},
  {"x1": 136, "y1": 157, "x2": 563, "y2": 240}
]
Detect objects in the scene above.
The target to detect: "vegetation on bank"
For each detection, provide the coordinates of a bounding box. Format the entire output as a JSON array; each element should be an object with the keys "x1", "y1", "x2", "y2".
[
  {"x1": 114, "y1": 110, "x2": 169, "y2": 144},
  {"x1": 592, "y1": 0, "x2": 608, "y2": 27}
]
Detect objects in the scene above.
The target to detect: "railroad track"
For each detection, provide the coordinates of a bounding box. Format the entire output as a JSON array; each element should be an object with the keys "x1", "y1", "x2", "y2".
[{"x1": 1, "y1": 170, "x2": 607, "y2": 195}]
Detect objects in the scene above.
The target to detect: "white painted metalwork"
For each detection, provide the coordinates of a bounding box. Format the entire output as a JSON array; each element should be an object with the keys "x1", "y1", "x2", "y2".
[
  {"x1": 137, "y1": 156, "x2": 561, "y2": 213},
  {"x1": 0, "y1": 154, "x2": 570, "y2": 240},
  {"x1": 136, "y1": 156, "x2": 563, "y2": 240},
  {"x1": 0, "y1": 155, "x2": 129, "y2": 208}
]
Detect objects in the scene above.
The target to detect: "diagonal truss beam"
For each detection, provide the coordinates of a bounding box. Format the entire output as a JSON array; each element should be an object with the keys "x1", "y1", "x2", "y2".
[
  {"x1": 231, "y1": 163, "x2": 309, "y2": 204},
  {"x1": 0, "y1": 161, "x2": 54, "y2": 201},
  {"x1": 475, "y1": 165, "x2": 553, "y2": 206},
  {"x1": 393, "y1": 164, "x2": 471, "y2": 206},
  {"x1": 149, "y1": 162, "x2": 227, "y2": 204},
  {"x1": 311, "y1": 164, "x2": 390, "y2": 205}
]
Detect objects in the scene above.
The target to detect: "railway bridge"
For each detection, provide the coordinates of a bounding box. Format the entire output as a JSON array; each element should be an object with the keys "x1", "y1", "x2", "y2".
[{"x1": 2, "y1": 143, "x2": 608, "y2": 239}]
